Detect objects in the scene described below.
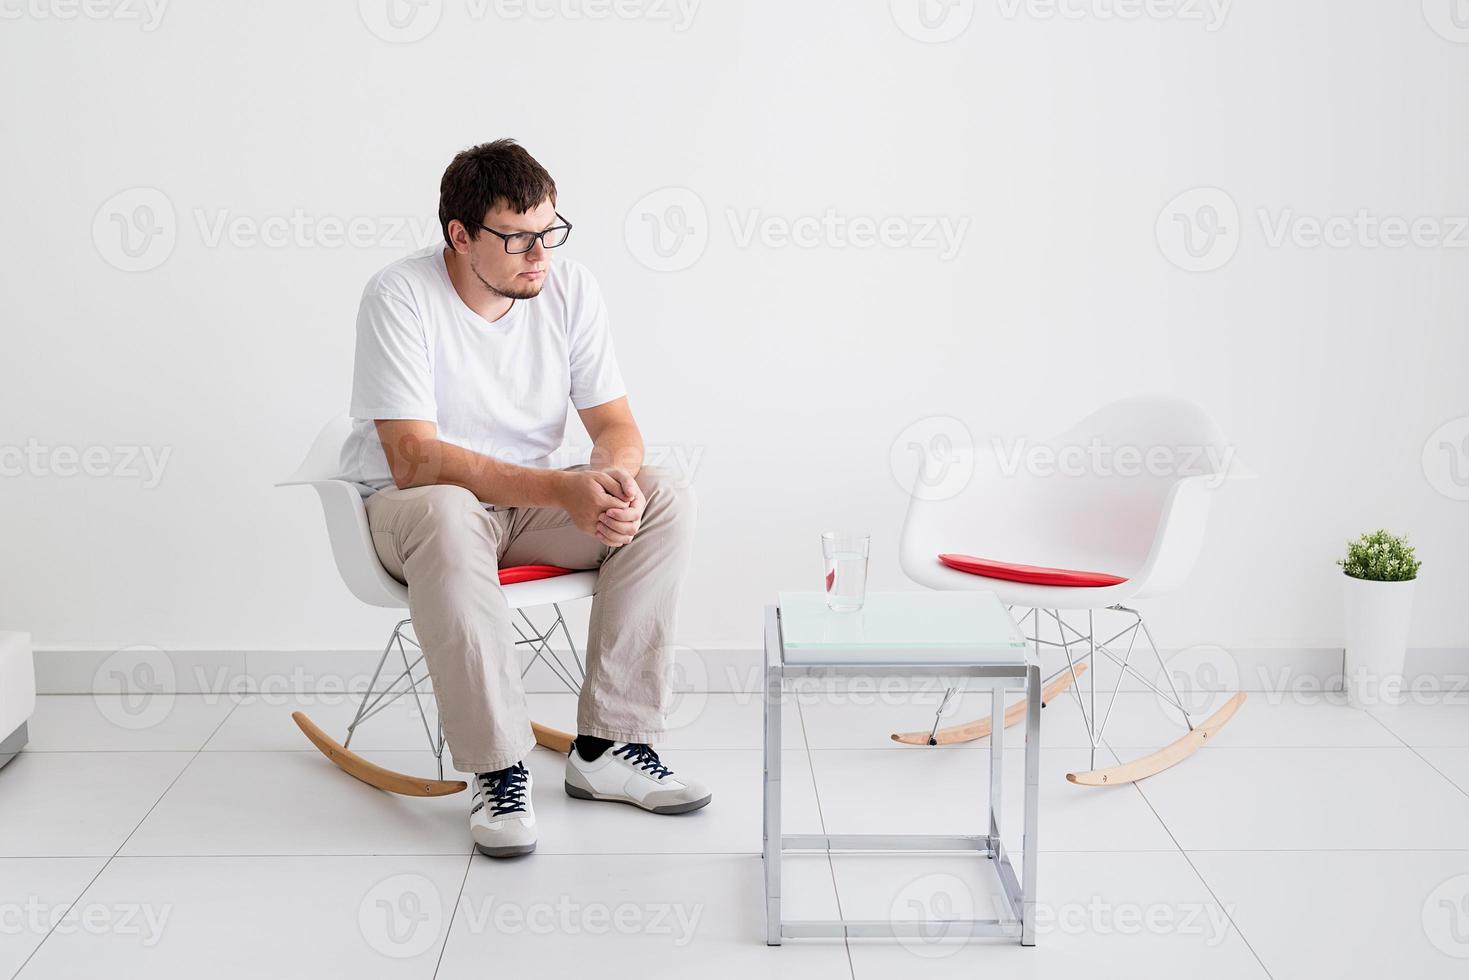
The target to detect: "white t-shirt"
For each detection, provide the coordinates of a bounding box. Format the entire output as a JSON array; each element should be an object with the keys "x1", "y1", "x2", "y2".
[{"x1": 338, "y1": 243, "x2": 626, "y2": 493}]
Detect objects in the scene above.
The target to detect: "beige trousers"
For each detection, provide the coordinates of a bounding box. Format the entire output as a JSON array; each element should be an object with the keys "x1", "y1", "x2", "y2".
[{"x1": 365, "y1": 466, "x2": 696, "y2": 773}]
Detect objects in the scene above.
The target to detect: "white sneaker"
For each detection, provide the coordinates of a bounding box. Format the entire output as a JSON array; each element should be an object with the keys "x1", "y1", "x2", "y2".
[
  {"x1": 564, "y1": 741, "x2": 712, "y2": 814},
  {"x1": 470, "y1": 762, "x2": 536, "y2": 857}
]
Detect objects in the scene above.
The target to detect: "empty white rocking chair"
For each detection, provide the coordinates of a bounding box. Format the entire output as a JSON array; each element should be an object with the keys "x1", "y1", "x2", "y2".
[{"x1": 895, "y1": 396, "x2": 1247, "y2": 785}]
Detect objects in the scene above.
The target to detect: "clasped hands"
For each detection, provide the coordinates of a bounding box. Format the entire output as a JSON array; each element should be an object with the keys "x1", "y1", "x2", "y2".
[{"x1": 557, "y1": 468, "x2": 645, "y2": 548}]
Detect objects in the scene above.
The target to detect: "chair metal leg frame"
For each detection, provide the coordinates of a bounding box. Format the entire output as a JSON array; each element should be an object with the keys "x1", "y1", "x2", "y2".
[
  {"x1": 291, "y1": 603, "x2": 590, "y2": 796},
  {"x1": 764, "y1": 605, "x2": 1042, "y2": 946},
  {"x1": 889, "y1": 606, "x2": 1245, "y2": 787}
]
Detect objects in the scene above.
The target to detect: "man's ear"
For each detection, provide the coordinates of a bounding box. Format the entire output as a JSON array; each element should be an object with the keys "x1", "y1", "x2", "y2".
[{"x1": 448, "y1": 220, "x2": 472, "y2": 254}]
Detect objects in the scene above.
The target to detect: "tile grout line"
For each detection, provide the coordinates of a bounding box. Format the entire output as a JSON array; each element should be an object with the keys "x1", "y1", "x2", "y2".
[
  {"x1": 795, "y1": 699, "x2": 857, "y2": 980},
  {"x1": 1118, "y1": 735, "x2": 1277, "y2": 980},
  {"x1": 8, "y1": 694, "x2": 246, "y2": 980},
  {"x1": 1359, "y1": 708, "x2": 1469, "y2": 801},
  {"x1": 429, "y1": 848, "x2": 477, "y2": 980}
]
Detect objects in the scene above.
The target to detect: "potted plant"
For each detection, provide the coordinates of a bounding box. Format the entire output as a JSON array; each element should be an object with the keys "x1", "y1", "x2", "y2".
[{"x1": 1338, "y1": 529, "x2": 1421, "y2": 708}]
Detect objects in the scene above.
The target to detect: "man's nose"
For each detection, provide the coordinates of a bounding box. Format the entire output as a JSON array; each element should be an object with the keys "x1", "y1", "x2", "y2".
[{"x1": 526, "y1": 238, "x2": 548, "y2": 262}]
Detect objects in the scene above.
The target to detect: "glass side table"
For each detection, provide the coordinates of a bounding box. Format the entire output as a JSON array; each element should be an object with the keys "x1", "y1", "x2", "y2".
[{"x1": 763, "y1": 591, "x2": 1041, "y2": 946}]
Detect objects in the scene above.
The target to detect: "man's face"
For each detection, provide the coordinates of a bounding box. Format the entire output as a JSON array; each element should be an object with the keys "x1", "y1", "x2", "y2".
[{"x1": 456, "y1": 197, "x2": 559, "y2": 300}]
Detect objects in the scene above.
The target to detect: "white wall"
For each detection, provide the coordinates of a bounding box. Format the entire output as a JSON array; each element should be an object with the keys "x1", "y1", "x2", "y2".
[{"x1": 2, "y1": 1, "x2": 1466, "y2": 657}]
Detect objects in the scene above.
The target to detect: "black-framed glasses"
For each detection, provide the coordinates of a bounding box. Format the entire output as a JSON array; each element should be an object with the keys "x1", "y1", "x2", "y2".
[{"x1": 467, "y1": 212, "x2": 573, "y2": 254}]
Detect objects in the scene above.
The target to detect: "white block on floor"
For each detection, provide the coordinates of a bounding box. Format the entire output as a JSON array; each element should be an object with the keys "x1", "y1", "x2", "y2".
[{"x1": 0, "y1": 632, "x2": 36, "y2": 765}]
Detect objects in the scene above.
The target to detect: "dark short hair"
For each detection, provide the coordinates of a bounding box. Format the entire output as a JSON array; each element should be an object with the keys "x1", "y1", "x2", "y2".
[{"x1": 438, "y1": 139, "x2": 557, "y2": 247}]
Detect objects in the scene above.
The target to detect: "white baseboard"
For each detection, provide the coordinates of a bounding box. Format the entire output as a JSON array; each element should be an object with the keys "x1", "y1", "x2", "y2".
[{"x1": 28, "y1": 644, "x2": 1468, "y2": 697}]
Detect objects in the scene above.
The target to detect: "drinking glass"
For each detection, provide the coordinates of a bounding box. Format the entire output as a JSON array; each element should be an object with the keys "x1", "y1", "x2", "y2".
[{"x1": 821, "y1": 531, "x2": 870, "y2": 612}]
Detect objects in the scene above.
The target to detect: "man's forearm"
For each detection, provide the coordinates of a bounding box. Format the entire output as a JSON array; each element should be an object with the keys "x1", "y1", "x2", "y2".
[
  {"x1": 380, "y1": 429, "x2": 565, "y2": 508},
  {"x1": 588, "y1": 422, "x2": 644, "y2": 477}
]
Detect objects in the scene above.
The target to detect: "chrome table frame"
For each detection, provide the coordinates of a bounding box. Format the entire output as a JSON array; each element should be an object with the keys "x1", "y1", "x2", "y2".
[{"x1": 762, "y1": 603, "x2": 1041, "y2": 946}]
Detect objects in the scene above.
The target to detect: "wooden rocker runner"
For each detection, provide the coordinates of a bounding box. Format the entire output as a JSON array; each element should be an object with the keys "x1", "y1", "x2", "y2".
[
  {"x1": 890, "y1": 607, "x2": 1246, "y2": 785},
  {"x1": 291, "y1": 597, "x2": 591, "y2": 797}
]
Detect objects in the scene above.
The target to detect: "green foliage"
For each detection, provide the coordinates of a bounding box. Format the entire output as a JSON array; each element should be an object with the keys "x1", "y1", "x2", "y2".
[{"x1": 1338, "y1": 529, "x2": 1421, "y2": 582}]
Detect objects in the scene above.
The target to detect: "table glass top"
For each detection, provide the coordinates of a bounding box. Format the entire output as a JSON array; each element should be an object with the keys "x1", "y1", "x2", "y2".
[{"x1": 777, "y1": 591, "x2": 1028, "y2": 651}]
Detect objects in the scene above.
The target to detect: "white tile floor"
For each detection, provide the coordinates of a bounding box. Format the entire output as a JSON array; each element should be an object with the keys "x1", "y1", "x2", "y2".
[{"x1": 4, "y1": 688, "x2": 1469, "y2": 979}]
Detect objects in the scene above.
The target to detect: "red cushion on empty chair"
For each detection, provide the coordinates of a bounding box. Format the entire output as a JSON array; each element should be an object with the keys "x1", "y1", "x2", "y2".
[
  {"x1": 938, "y1": 554, "x2": 1128, "y2": 587},
  {"x1": 498, "y1": 565, "x2": 577, "y2": 586}
]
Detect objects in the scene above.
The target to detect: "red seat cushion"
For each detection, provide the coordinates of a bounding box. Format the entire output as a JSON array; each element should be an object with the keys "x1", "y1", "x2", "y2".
[
  {"x1": 498, "y1": 564, "x2": 577, "y2": 586},
  {"x1": 938, "y1": 553, "x2": 1128, "y2": 587}
]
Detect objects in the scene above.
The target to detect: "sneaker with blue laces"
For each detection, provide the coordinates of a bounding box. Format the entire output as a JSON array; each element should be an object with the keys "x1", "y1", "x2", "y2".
[
  {"x1": 564, "y1": 740, "x2": 712, "y2": 814},
  {"x1": 470, "y1": 761, "x2": 536, "y2": 857}
]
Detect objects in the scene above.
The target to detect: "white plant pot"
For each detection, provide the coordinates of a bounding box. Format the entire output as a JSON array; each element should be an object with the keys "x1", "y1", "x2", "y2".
[{"x1": 1342, "y1": 575, "x2": 1416, "y2": 708}]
